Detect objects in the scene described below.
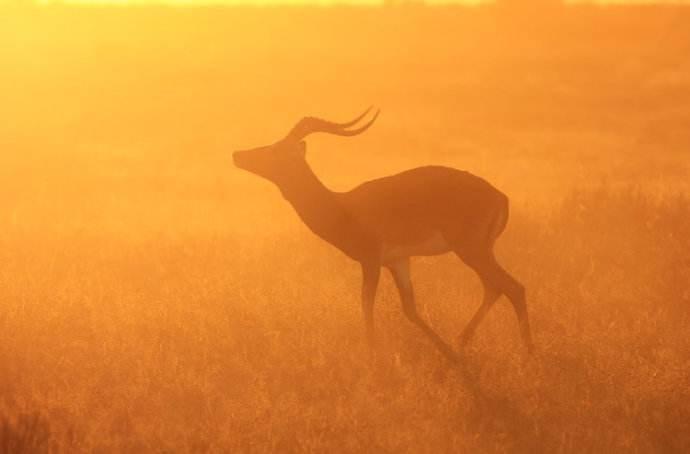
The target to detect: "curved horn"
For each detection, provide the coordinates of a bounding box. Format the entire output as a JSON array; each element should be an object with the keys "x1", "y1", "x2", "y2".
[
  {"x1": 336, "y1": 109, "x2": 379, "y2": 136},
  {"x1": 336, "y1": 106, "x2": 373, "y2": 129},
  {"x1": 284, "y1": 108, "x2": 380, "y2": 142}
]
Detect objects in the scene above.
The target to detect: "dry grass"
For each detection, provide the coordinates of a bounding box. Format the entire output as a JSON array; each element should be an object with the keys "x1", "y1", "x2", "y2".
[
  {"x1": 2, "y1": 4, "x2": 690, "y2": 452},
  {"x1": 1, "y1": 187, "x2": 689, "y2": 452}
]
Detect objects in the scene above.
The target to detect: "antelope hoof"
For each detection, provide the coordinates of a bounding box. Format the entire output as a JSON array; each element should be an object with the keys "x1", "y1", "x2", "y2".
[
  {"x1": 458, "y1": 332, "x2": 472, "y2": 349},
  {"x1": 525, "y1": 341, "x2": 535, "y2": 355}
]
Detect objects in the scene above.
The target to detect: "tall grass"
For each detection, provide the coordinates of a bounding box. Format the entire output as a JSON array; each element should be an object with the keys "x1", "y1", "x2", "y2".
[{"x1": 1, "y1": 187, "x2": 688, "y2": 452}]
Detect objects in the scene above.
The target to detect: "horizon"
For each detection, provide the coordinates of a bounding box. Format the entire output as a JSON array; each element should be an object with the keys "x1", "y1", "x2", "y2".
[{"x1": 11, "y1": 0, "x2": 690, "y2": 7}]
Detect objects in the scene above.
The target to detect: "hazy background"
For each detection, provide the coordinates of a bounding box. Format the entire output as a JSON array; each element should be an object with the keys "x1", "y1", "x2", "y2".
[{"x1": 1, "y1": 4, "x2": 690, "y2": 452}]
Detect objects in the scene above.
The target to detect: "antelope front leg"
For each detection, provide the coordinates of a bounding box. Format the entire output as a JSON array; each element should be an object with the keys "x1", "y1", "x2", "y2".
[
  {"x1": 388, "y1": 258, "x2": 459, "y2": 364},
  {"x1": 360, "y1": 262, "x2": 380, "y2": 349}
]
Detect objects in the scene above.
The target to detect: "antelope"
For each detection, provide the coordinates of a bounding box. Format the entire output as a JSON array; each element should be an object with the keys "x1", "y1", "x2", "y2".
[{"x1": 233, "y1": 108, "x2": 533, "y2": 362}]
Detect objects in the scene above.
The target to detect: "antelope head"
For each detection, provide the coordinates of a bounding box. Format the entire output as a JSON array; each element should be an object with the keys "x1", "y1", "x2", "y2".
[{"x1": 233, "y1": 107, "x2": 379, "y2": 185}]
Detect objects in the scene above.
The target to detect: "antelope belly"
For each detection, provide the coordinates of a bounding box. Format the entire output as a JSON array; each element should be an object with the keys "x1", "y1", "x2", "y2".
[{"x1": 381, "y1": 231, "x2": 452, "y2": 262}]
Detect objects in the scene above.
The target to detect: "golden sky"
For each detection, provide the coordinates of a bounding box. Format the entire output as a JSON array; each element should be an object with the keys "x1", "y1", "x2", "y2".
[
  {"x1": 57, "y1": 0, "x2": 469, "y2": 4},
  {"x1": 40, "y1": 0, "x2": 687, "y2": 6}
]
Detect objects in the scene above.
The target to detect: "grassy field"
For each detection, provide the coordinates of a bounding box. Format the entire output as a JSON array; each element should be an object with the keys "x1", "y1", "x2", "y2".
[{"x1": 1, "y1": 5, "x2": 690, "y2": 452}]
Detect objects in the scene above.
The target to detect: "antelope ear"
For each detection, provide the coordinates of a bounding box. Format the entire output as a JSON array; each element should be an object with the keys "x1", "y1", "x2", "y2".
[{"x1": 296, "y1": 140, "x2": 307, "y2": 156}]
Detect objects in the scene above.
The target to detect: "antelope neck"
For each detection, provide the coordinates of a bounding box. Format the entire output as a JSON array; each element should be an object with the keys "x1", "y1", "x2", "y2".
[
  {"x1": 277, "y1": 159, "x2": 369, "y2": 259},
  {"x1": 279, "y1": 160, "x2": 342, "y2": 225}
]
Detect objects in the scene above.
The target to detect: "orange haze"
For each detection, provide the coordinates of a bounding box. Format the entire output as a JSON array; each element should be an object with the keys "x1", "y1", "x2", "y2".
[{"x1": 1, "y1": 3, "x2": 689, "y2": 452}]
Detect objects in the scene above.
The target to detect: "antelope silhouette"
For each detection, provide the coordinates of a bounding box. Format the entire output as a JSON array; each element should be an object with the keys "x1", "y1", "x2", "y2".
[{"x1": 233, "y1": 108, "x2": 533, "y2": 362}]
